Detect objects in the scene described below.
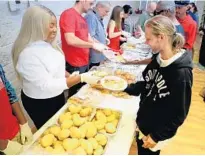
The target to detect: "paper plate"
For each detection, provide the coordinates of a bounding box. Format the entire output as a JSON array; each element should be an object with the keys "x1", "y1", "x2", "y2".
[{"x1": 100, "y1": 76, "x2": 128, "y2": 91}]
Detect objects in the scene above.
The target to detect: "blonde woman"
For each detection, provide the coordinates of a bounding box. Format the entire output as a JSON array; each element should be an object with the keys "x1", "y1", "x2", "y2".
[
  {"x1": 12, "y1": 6, "x2": 97, "y2": 129},
  {"x1": 125, "y1": 15, "x2": 193, "y2": 154}
]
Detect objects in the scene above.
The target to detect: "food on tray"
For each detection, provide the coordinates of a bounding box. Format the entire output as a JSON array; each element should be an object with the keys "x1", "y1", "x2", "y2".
[
  {"x1": 68, "y1": 104, "x2": 82, "y2": 114},
  {"x1": 57, "y1": 129, "x2": 70, "y2": 141},
  {"x1": 94, "y1": 145, "x2": 104, "y2": 155},
  {"x1": 36, "y1": 104, "x2": 110, "y2": 155},
  {"x1": 102, "y1": 109, "x2": 112, "y2": 116},
  {"x1": 49, "y1": 125, "x2": 61, "y2": 137},
  {"x1": 101, "y1": 76, "x2": 127, "y2": 91},
  {"x1": 111, "y1": 91, "x2": 131, "y2": 99},
  {"x1": 94, "y1": 120, "x2": 106, "y2": 130},
  {"x1": 67, "y1": 96, "x2": 91, "y2": 105},
  {"x1": 45, "y1": 145, "x2": 66, "y2": 154},
  {"x1": 80, "y1": 139, "x2": 93, "y2": 154},
  {"x1": 73, "y1": 114, "x2": 86, "y2": 127},
  {"x1": 63, "y1": 138, "x2": 79, "y2": 152},
  {"x1": 91, "y1": 109, "x2": 121, "y2": 135},
  {"x1": 122, "y1": 43, "x2": 136, "y2": 50},
  {"x1": 61, "y1": 120, "x2": 73, "y2": 129},
  {"x1": 88, "y1": 86, "x2": 131, "y2": 99},
  {"x1": 95, "y1": 134, "x2": 108, "y2": 146},
  {"x1": 85, "y1": 122, "x2": 97, "y2": 138},
  {"x1": 114, "y1": 69, "x2": 136, "y2": 84},
  {"x1": 80, "y1": 107, "x2": 93, "y2": 117},
  {"x1": 88, "y1": 138, "x2": 98, "y2": 150},
  {"x1": 92, "y1": 71, "x2": 109, "y2": 77},
  {"x1": 70, "y1": 127, "x2": 84, "y2": 139},
  {"x1": 127, "y1": 44, "x2": 136, "y2": 48},
  {"x1": 53, "y1": 140, "x2": 62, "y2": 147},
  {"x1": 115, "y1": 55, "x2": 125, "y2": 63},
  {"x1": 53, "y1": 144, "x2": 65, "y2": 154},
  {"x1": 103, "y1": 79, "x2": 124, "y2": 89},
  {"x1": 106, "y1": 114, "x2": 116, "y2": 122},
  {"x1": 73, "y1": 146, "x2": 87, "y2": 155},
  {"x1": 40, "y1": 134, "x2": 55, "y2": 148},
  {"x1": 105, "y1": 123, "x2": 116, "y2": 134}
]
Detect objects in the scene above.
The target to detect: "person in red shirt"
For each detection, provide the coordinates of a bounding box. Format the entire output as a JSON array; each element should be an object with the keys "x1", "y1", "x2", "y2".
[
  {"x1": 0, "y1": 65, "x2": 33, "y2": 155},
  {"x1": 175, "y1": 0, "x2": 197, "y2": 58},
  {"x1": 60, "y1": 0, "x2": 107, "y2": 96}
]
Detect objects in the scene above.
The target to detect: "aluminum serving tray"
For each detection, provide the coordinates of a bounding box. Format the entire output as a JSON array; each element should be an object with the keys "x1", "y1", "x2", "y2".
[
  {"x1": 90, "y1": 108, "x2": 123, "y2": 137},
  {"x1": 27, "y1": 125, "x2": 109, "y2": 155},
  {"x1": 25, "y1": 104, "x2": 111, "y2": 155}
]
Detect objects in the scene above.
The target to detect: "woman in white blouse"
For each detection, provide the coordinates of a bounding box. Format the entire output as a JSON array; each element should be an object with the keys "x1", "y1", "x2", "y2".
[{"x1": 11, "y1": 6, "x2": 96, "y2": 129}]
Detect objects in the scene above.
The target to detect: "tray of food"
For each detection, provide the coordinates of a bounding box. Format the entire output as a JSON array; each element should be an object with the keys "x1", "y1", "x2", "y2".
[
  {"x1": 121, "y1": 43, "x2": 137, "y2": 51},
  {"x1": 90, "y1": 108, "x2": 122, "y2": 136},
  {"x1": 29, "y1": 124, "x2": 109, "y2": 155},
  {"x1": 102, "y1": 49, "x2": 126, "y2": 63},
  {"x1": 114, "y1": 69, "x2": 136, "y2": 84},
  {"x1": 25, "y1": 104, "x2": 109, "y2": 155}
]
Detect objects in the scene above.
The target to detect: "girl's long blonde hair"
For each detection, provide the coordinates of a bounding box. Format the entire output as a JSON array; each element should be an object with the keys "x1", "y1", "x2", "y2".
[
  {"x1": 145, "y1": 15, "x2": 185, "y2": 53},
  {"x1": 12, "y1": 5, "x2": 59, "y2": 73}
]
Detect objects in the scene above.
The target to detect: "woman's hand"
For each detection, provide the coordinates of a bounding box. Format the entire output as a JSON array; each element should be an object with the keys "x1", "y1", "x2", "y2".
[
  {"x1": 120, "y1": 37, "x2": 127, "y2": 42},
  {"x1": 142, "y1": 134, "x2": 157, "y2": 149}
]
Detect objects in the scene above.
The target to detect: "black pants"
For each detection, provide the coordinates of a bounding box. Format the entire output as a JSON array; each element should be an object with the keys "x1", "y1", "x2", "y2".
[
  {"x1": 89, "y1": 62, "x2": 100, "y2": 70},
  {"x1": 21, "y1": 91, "x2": 65, "y2": 129},
  {"x1": 136, "y1": 133, "x2": 160, "y2": 155},
  {"x1": 65, "y1": 62, "x2": 88, "y2": 97}
]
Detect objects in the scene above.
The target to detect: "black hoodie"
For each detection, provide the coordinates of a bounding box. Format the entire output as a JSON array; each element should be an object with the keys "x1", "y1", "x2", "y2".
[{"x1": 126, "y1": 51, "x2": 193, "y2": 142}]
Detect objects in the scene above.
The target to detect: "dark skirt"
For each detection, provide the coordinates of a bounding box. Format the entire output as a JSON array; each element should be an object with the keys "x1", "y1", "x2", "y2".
[{"x1": 21, "y1": 91, "x2": 65, "y2": 129}]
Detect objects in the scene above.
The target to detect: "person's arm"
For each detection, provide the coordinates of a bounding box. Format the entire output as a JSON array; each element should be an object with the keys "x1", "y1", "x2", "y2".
[
  {"x1": 124, "y1": 81, "x2": 145, "y2": 96},
  {"x1": 0, "y1": 65, "x2": 32, "y2": 146},
  {"x1": 0, "y1": 139, "x2": 23, "y2": 154},
  {"x1": 184, "y1": 22, "x2": 197, "y2": 49},
  {"x1": 65, "y1": 71, "x2": 70, "y2": 78},
  {"x1": 149, "y1": 80, "x2": 192, "y2": 142},
  {"x1": 0, "y1": 65, "x2": 27, "y2": 124},
  {"x1": 64, "y1": 33, "x2": 93, "y2": 48},
  {"x1": 108, "y1": 20, "x2": 122, "y2": 39},
  {"x1": 0, "y1": 140, "x2": 8, "y2": 151},
  {"x1": 125, "y1": 58, "x2": 152, "y2": 65},
  {"x1": 66, "y1": 75, "x2": 81, "y2": 88}
]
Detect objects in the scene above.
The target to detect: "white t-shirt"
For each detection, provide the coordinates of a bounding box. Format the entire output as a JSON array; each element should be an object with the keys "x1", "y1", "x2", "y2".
[{"x1": 16, "y1": 41, "x2": 68, "y2": 99}]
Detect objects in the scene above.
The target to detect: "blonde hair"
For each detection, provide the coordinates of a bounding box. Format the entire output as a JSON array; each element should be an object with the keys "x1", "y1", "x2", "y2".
[
  {"x1": 145, "y1": 15, "x2": 185, "y2": 52},
  {"x1": 12, "y1": 5, "x2": 59, "y2": 73}
]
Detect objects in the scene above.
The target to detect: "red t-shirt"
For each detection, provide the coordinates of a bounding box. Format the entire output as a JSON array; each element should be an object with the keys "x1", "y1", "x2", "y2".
[
  {"x1": 177, "y1": 15, "x2": 197, "y2": 50},
  {"x1": 60, "y1": 8, "x2": 89, "y2": 67},
  {"x1": 0, "y1": 78, "x2": 19, "y2": 140}
]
